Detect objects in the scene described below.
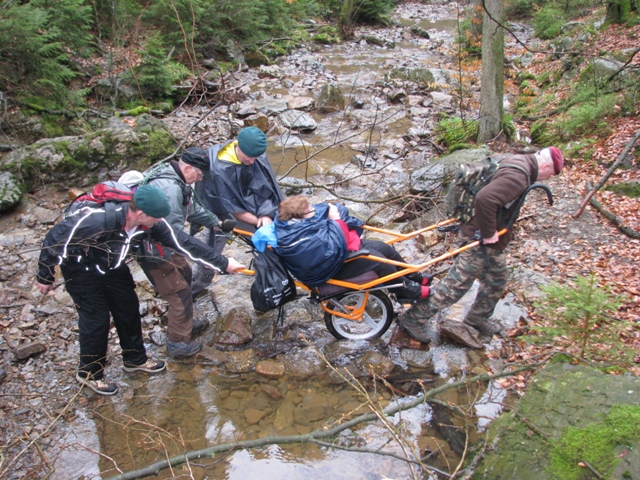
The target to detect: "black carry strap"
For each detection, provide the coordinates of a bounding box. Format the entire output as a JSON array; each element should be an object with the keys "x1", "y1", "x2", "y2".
[{"x1": 475, "y1": 184, "x2": 554, "y2": 268}]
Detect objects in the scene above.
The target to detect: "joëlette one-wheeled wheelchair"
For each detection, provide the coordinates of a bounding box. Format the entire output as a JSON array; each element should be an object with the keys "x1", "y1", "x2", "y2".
[{"x1": 237, "y1": 184, "x2": 553, "y2": 341}]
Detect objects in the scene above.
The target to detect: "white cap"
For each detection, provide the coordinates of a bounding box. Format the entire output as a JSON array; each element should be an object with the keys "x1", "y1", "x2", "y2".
[{"x1": 118, "y1": 170, "x2": 145, "y2": 187}]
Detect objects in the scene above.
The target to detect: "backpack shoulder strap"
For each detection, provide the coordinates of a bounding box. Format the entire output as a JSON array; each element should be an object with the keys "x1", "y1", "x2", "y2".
[
  {"x1": 497, "y1": 162, "x2": 531, "y2": 185},
  {"x1": 103, "y1": 202, "x2": 120, "y2": 232}
]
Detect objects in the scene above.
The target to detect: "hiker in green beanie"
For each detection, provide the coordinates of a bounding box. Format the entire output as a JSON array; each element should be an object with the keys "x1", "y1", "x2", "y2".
[
  {"x1": 35, "y1": 184, "x2": 245, "y2": 395},
  {"x1": 191, "y1": 126, "x2": 284, "y2": 298}
]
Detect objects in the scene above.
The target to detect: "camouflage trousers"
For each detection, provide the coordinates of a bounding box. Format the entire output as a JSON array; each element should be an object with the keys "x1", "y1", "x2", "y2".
[{"x1": 396, "y1": 242, "x2": 508, "y2": 342}]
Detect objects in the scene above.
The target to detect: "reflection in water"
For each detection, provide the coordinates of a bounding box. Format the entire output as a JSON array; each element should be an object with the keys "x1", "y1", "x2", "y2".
[
  {"x1": 59, "y1": 360, "x2": 501, "y2": 478},
  {"x1": 51, "y1": 410, "x2": 101, "y2": 480}
]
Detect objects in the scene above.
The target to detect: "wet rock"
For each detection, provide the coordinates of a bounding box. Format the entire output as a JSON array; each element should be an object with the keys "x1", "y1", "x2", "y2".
[
  {"x1": 287, "y1": 96, "x2": 315, "y2": 111},
  {"x1": 258, "y1": 65, "x2": 281, "y2": 79},
  {"x1": 401, "y1": 349, "x2": 433, "y2": 369},
  {"x1": 0, "y1": 229, "x2": 32, "y2": 247},
  {"x1": 224, "y1": 348, "x2": 257, "y2": 373},
  {"x1": 277, "y1": 110, "x2": 318, "y2": 132},
  {"x1": 430, "y1": 91, "x2": 453, "y2": 107},
  {"x1": 134, "y1": 114, "x2": 167, "y2": 132},
  {"x1": 387, "y1": 67, "x2": 435, "y2": 86},
  {"x1": 0, "y1": 172, "x2": 24, "y2": 212},
  {"x1": 278, "y1": 349, "x2": 326, "y2": 378},
  {"x1": 430, "y1": 402, "x2": 466, "y2": 455},
  {"x1": 316, "y1": 84, "x2": 345, "y2": 113},
  {"x1": 214, "y1": 308, "x2": 253, "y2": 345},
  {"x1": 389, "y1": 325, "x2": 430, "y2": 350},
  {"x1": 14, "y1": 341, "x2": 46, "y2": 361},
  {"x1": 273, "y1": 394, "x2": 296, "y2": 431},
  {"x1": 255, "y1": 359, "x2": 285, "y2": 378},
  {"x1": 294, "y1": 393, "x2": 333, "y2": 424},
  {"x1": 0, "y1": 287, "x2": 26, "y2": 305},
  {"x1": 236, "y1": 104, "x2": 257, "y2": 117},
  {"x1": 440, "y1": 320, "x2": 483, "y2": 349},
  {"x1": 388, "y1": 89, "x2": 407, "y2": 104},
  {"x1": 351, "y1": 154, "x2": 376, "y2": 169},
  {"x1": 260, "y1": 384, "x2": 283, "y2": 400},
  {"x1": 409, "y1": 162, "x2": 447, "y2": 193},
  {"x1": 198, "y1": 345, "x2": 229, "y2": 364},
  {"x1": 149, "y1": 330, "x2": 166, "y2": 346},
  {"x1": 244, "y1": 408, "x2": 267, "y2": 425},
  {"x1": 253, "y1": 96, "x2": 288, "y2": 115},
  {"x1": 242, "y1": 113, "x2": 270, "y2": 132},
  {"x1": 410, "y1": 26, "x2": 431, "y2": 39},
  {"x1": 358, "y1": 351, "x2": 395, "y2": 377},
  {"x1": 273, "y1": 135, "x2": 311, "y2": 148},
  {"x1": 326, "y1": 363, "x2": 365, "y2": 384}
]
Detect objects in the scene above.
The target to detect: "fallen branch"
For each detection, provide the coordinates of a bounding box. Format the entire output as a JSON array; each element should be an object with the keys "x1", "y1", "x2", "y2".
[
  {"x1": 573, "y1": 129, "x2": 640, "y2": 218},
  {"x1": 107, "y1": 363, "x2": 541, "y2": 480},
  {"x1": 585, "y1": 182, "x2": 640, "y2": 239},
  {"x1": 580, "y1": 459, "x2": 604, "y2": 479}
]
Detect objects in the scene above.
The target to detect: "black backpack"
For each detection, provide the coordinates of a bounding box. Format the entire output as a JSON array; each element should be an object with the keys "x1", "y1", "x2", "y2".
[{"x1": 250, "y1": 248, "x2": 297, "y2": 324}]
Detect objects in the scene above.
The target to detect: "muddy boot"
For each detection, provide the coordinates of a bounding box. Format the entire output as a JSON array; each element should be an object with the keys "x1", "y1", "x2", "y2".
[
  {"x1": 463, "y1": 319, "x2": 504, "y2": 336},
  {"x1": 167, "y1": 340, "x2": 203, "y2": 359},
  {"x1": 192, "y1": 318, "x2": 209, "y2": 335},
  {"x1": 396, "y1": 301, "x2": 436, "y2": 344}
]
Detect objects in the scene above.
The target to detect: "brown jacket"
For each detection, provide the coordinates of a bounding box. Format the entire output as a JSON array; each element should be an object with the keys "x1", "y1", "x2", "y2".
[{"x1": 460, "y1": 153, "x2": 538, "y2": 250}]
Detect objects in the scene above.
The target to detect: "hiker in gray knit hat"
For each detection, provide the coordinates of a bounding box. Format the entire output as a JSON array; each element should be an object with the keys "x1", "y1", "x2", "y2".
[{"x1": 139, "y1": 148, "x2": 238, "y2": 359}]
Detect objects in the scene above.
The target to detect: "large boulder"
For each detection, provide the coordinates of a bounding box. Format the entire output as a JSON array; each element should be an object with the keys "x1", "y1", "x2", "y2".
[
  {"x1": 0, "y1": 119, "x2": 173, "y2": 186},
  {"x1": 277, "y1": 110, "x2": 318, "y2": 132}
]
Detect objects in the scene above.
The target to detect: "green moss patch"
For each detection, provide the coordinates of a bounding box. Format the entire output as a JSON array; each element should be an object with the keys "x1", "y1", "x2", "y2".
[{"x1": 550, "y1": 405, "x2": 640, "y2": 479}]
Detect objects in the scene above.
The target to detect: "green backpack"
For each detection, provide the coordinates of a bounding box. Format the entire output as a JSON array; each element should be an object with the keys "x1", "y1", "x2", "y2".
[{"x1": 447, "y1": 155, "x2": 531, "y2": 223}]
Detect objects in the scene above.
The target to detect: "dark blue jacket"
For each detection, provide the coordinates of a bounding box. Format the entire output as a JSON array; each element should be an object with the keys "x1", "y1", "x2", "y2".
[
  {"x1": 37, "y1": 203, "x2": 229, "y2": 285},
  {"x1": 273, "y1": 203, "x2": 363, "y2": 287}
]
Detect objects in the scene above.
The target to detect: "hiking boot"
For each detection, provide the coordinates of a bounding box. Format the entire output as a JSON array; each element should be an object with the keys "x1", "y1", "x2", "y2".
[
  {"x1": 167, "y1": 340, "x2": 202, "y2": 359},
  {"x1": 396, "y1": 306, "x2": 432, "y2": 344},
  {"x1": 192, "y1": 318, "x2": 208, "y2": 335},
  {"x1": 464, "y1": 320, "x2": 504, "y2": 336},
  {"x1": 76, "y1": 373, "x2": 119, "y2": 396},
  {"x1": 122, "y1": 359, "x2": 166, "y2": 373}
]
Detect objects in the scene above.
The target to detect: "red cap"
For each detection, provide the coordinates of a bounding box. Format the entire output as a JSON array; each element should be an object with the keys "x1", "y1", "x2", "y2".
[{"x1": 547, "y1": 146, "x2": 564, "y2": 174}]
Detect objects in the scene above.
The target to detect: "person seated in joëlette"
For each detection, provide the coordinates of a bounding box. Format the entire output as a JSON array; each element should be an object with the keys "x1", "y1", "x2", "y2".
[{"x1": 252, "y1": 195, "x2": 431, "y2": 299}]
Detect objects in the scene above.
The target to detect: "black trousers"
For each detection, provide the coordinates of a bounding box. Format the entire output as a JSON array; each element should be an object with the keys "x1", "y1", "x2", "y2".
[
  {"x1": 333, "y1": 239, "x2": 406, "y2": 285},
  {"x1": 61, "y1": 262, "x2": 147, "y2": 380}
]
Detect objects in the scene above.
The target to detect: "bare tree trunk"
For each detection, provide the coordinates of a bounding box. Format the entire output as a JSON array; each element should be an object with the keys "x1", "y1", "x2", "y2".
[{"x1": 477, "y1": 0, "x2": 504, "y2": 144}]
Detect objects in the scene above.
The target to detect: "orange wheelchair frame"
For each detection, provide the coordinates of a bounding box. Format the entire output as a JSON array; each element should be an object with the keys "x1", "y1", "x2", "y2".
[{"x1": 235, "y1": 219, "x2": 510, "y2": 340}]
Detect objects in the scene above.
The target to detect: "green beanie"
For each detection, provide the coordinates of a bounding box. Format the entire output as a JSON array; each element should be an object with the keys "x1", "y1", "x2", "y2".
[
  {"x1": 237, "y1": 127, "x2": 268, "y2": 157},
  {"x1": 133, "y1": 184, "x2": 171, "y2": 218}
]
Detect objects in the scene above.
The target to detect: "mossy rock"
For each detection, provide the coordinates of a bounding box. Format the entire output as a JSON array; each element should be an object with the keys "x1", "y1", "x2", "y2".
[
  {"x1": 0, "y1": 171, "x2": 24, "y2": 211},
  {"x1": 387, "y1": 67, "x2": 436, "y2": 86},
  {"x1": 473, "y1": 363, "x2": 640, "y2": 480},
  {"x1": 0, "y1": 119, "x2": 175, "y2": 187}
]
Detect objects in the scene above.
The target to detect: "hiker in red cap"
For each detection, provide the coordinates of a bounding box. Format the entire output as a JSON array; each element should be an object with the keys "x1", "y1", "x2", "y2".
[{"x1": 397, "y1": 147, "x2": 564, "y2": 343}]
